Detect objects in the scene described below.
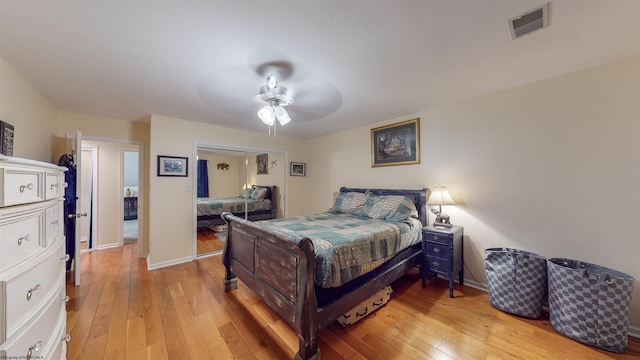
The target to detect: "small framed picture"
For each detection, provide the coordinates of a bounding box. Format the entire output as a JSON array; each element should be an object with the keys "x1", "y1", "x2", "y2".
[
  {"x1": 157, "y1": 155, "x2": 188, "y2": 177},
  {"x1": 256, "y1": 153, "x2": 268, "y2": 175},
  {"x1": 290, "y1": 162, "x2": 306, "y2": 176}
]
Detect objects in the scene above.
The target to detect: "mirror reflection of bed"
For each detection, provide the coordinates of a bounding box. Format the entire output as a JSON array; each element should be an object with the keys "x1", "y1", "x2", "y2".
[{"x1": 195, "y1": 146, "x2": 285, "y2": 257}]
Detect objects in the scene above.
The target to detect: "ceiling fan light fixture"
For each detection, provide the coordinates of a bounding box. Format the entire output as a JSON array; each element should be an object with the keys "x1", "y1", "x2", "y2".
[
  {"x1": 274, "y1": 106, "x2": 291, "y2": 126},
  {"x1": 257, "y1": 106, "x2": 275, "y2": 126},
  {"x1": 257, "y1": 73, "x2": 294, "y2": 132}
]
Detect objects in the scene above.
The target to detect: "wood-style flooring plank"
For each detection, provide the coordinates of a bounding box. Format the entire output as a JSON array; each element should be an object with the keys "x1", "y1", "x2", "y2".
[{"x1": 67, "y1": 243, "x2": 640, "y2": 360}]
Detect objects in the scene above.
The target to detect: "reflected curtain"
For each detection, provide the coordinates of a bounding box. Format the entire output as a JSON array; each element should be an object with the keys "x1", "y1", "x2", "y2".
[{"x1": 197, "y1": 159, "x2": 209, "y2": 198}]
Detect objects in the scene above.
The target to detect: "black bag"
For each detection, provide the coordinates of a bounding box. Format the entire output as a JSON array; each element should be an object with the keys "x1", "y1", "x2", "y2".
[
  {"x1": 484, "y1": 248, "x2": 547, "y2": 319},
  {"x1": 547, "y1": 258, "x2": 634, "y2": 353}
]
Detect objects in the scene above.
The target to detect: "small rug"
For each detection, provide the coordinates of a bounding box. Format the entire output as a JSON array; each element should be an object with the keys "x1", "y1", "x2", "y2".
[{"x1": 124, "y1": 219, "x2": 138, "y2": 244}]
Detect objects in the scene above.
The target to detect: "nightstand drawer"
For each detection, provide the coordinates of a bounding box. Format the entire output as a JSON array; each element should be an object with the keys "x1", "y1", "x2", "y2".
[
  {"x1": 423, "y1": 232, "x2": 451, "y2": 244},
  {"x1": 425, "y1": 242, "x2": 449, "y2": 258},
  {"x1": 426, "y1": 256, "x2": 451, "y2": 272}
]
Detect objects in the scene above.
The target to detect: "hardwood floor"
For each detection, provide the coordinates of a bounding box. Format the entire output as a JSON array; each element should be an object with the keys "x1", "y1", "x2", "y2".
[
  {"x1": 197, "y1": 228, "x2": 225, "y2": 255},
  {"x1": 66, "y1": 244, "x2": 640, "y2": 359}
]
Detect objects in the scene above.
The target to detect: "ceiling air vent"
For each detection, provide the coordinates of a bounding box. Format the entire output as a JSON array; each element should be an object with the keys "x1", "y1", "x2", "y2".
[{"x1": 509, "y1": 2, "x2": 550, "y2": 39}]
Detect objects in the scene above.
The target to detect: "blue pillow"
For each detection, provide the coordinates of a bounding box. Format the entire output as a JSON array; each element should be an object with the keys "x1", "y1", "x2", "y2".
[
  {"x1": 328, "y1": 192, "x2": 369, "y2": 214},
  {"x1": 355, "y1": 195, "x2": 418, "y2": 222}
]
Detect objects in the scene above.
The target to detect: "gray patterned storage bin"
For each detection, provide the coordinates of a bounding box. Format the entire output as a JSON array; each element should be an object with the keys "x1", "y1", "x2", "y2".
[
  {"x1": 484, "y1": 248, "x2": 547, "y2": 319},
  {"x1": 548, "y1": 258, "x2": 634, "y2": 353}
]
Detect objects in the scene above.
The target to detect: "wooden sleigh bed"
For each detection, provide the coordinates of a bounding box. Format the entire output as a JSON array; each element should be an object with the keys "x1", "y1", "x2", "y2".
[
  {"x1": 222, "y1": 187, "x2": 428, "y2": 360},
  {"x1": 197, "y1": 185, "x2": 277, "y2": 228}
]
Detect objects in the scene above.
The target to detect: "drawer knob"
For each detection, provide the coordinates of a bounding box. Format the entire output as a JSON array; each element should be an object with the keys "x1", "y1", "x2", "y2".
[
  {"x1": 61, "y1": 295, "x2": 70, "y2": 303},
  {"x1": 433, "y1": 247, "x2": 440, "y2": 253},
  {"x1": 432, "y1": 261, "x2": 439, "y2": 269},
  {"x1": 26, "y1": 340, "x2": 42, "y2": 360},
  {"x1": 17, "y1": 234, "x2": 30, "y2": 245},
  {"x1": 51, "y1": 220, "x2": 59, "y2": 225},
  {"x1": 26, "y1": 284, "x2": 41, "y2": 301},
  {"x1": 61, "y1": 254, "x2": 70, "y2": 262},
  {"x1": 433, "y1": 235, "x2": 439, "y2": 240},
  {"x1": 62, "y1": 333, "x2": 72, "y2": 343},
  {"x1": 19, "y1": 183, "x2": 34, "y2": 193}
]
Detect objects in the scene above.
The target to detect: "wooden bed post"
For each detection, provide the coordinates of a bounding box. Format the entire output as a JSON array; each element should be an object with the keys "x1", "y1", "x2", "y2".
[
  {"x1": 294, "y1": 237, "x2": 320, "y2": 360},
  {"x1": 222, "y1": 212, "x2": 237, "y2": 292}
]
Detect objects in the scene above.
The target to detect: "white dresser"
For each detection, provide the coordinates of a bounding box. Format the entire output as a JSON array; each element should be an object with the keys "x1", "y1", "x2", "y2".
[{"x1": 0, "y1": 155, "x2": 69, "y2": 360}]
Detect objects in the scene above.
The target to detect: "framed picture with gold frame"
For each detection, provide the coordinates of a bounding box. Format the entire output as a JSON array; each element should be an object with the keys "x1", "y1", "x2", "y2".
[{"x1": 371, "y1": 118, "x2": 420, "y2": 167}]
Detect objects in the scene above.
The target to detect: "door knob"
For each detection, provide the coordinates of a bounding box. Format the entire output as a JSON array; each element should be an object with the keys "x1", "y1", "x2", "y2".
[{"x1": 67, "y1": 212, "x2": 88, "y2": 219}]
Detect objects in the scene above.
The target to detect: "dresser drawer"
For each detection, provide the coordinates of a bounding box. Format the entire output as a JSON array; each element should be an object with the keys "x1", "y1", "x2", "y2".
[
  {"x1": 45, "y1": 172, "x2": 64, "y2": 200},
  {"x1": 44, "y1": 201, "x2": 63, "y2": 247},
  {"x1": 425, "y1": 242, "x2": 450, "y2": 259},
  {"x1": 0, "y1": 285, "x2": 66, "y2": 359},
  {"x1": 0, "y1": 167, "x2": 44, "y2": 207},
  {"x1": 0, "y1": 210, "x2": 44, "y2": 272},
  {"x1": 47, "y1": 317, "x2": 69, "y2": 360},
  {"x1": 423, "y1": 231, "x2": 451, "y2": 244},
  {"x1": 1, "y1": 242, "x2": 65, "y2": 342},
  {"x1": 426, "y1": 255, "x2": 451, "y2": 273}
]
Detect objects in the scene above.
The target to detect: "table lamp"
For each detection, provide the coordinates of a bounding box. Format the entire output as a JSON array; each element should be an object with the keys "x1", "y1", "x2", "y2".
[{"x1": 427, "y1": 186, "x2": 455, "y2": 228}]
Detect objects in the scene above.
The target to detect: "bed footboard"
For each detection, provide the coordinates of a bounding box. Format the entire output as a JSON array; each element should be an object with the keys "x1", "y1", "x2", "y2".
[{"x1": 222, "y1": 212, "x2": 320, "y2": 360}]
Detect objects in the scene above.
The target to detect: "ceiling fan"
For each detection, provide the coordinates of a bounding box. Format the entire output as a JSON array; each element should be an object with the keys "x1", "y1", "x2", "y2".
[{"x1": 196, "y1": 59, "x2": 342, "y2": 135}]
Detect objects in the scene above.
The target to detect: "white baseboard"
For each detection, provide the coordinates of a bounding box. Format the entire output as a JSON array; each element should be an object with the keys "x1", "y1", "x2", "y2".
[
  {"x1": 96, "y1": 243, "x2": 120, "y2": 250},
  {"x1": 146, "y1": 255, "x2": 192, "y2": 271},
  {"x1": 459, "y1": 278, "x2": 640, "y2": 339}
]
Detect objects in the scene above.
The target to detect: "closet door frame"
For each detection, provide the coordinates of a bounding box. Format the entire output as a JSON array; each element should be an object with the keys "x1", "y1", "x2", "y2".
[{"x1": 192, "y1": 142, "x2": 288, "y2": 259}]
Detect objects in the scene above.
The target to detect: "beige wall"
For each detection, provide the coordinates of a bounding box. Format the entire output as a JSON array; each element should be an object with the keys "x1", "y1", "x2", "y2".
[
  {"x1": 0, "y1": 57, "x2": 56, "y2": 162},
  {"x1": 306, "y1": 56, "x2": 640, "y2": 329},
  {"x1": 148, "y1": 115, "x2": 308, "y2": 268},
  {"x1": 197, "y1": 151, "x2": 245, "y2": 198}
]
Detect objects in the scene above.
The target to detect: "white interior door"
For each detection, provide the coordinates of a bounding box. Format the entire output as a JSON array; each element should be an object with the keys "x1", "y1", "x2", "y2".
[{"x1": 66, "y1": 131, "x2": 83, "y2": 286}]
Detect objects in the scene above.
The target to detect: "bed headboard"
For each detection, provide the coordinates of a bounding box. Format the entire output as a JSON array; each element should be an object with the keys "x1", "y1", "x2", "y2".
[
  {"x1": 339, "y1": 187, "x2": 429, "y2": 226},
  {"x1": 253, "y1": 185, "x2": 277, "y2": 218}
]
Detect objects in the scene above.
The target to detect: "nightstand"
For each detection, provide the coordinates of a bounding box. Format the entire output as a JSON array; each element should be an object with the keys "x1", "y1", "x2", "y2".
[{"x1": 422, "y1": 225, "x2": 464, "y2": 297}]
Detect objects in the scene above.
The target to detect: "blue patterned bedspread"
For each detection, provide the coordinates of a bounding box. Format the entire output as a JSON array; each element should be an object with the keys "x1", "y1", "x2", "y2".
[
  {"x1": 197, "y1": 197, "x2": 272, "y2": 216},
  {"x1": 259, "y1": 213, "x2": 422, "y2": 288}
]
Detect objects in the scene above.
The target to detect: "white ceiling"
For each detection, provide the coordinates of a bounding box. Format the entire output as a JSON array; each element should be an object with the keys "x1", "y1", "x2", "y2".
[{"x1": 1, "y1": 1, "x2": 639, "y2": 138}]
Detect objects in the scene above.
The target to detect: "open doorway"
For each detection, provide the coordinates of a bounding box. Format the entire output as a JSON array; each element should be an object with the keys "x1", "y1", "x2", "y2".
[
  {"x1": 123, "y1": 150, "x2": 139, "y2": 244},
  {"x1": 76, "y1": 138, "x2": 144, "y2": 257},
  {"x1": 79, "y1": 145, "x2": 97, "y2": 251}
]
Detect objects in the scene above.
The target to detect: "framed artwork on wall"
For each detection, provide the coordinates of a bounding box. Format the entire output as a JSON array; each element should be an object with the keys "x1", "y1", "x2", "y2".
[
  {"x1": 256, "y1": 153, "x2": 268, "y2": 174},
  {"x1": 157, "y1": 155, "x2": 188, "y2": 177},
  {"x1": 371, "y1": 118, "x2": 420, "y2": 167},
  {"x1": 290, "y1": 162, "x2": 306, "y2": 176}
]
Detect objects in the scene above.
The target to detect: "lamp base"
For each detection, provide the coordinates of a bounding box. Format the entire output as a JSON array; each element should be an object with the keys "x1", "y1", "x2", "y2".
[{"x1": 432, "y1": 221, "x2": 452, "y2": 228}]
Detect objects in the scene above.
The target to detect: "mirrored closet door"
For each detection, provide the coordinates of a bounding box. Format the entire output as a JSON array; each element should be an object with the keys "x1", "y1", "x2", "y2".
[{"x1": 195, "y1": 146, "x2": 285, "y2": 257}]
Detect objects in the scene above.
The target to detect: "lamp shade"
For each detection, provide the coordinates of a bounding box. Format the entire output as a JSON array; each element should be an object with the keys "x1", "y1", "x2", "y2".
[
  {"x1": 427, "y1": 186, "x2": 455, "y2": 205},
  {"x1": 257, "y1": 106, "x2": 275, "y2": 126},
  {"x1": 274, "y1": 105, "x2": 291, "y2": 126}
]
